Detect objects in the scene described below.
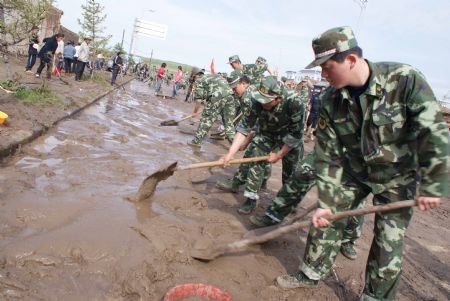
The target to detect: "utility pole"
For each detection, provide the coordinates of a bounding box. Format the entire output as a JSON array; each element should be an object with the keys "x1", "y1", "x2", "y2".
[
  {"x1": 120, "y1": 29, "x2": 125, "y2": 51},
  {"x1": 128, "y1": 18, "x2": 137, "y2": 56},
  {"x1": 149, "y1": 49, "x2": 153, "y2": 67}
]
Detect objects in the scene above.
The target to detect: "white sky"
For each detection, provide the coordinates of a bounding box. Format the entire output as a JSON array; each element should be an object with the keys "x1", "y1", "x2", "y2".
[{"x1": 55, "y1": 0, "x2": 450, "y2": 99}]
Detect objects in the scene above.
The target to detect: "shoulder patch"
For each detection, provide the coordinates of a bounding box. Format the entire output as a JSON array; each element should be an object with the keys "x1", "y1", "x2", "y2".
[{"x1": 318, "y1": 118, "x2": 327, "y2": 130}]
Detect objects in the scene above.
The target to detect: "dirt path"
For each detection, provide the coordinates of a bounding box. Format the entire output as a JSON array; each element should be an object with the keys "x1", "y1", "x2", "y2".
[{"x1": 0, "y1": 81, "x2": 448, "y2": 300}]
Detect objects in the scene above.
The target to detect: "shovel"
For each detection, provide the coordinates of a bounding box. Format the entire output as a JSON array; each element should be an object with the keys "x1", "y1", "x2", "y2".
[
  {"x1": 136, "y1": 155, "x2": 270, "y2": 202},
  {"x1": 244, "y1": 202, "x2": 318, "y2": 239},
  {"x1": 160, "y1": 114, "x2": 195, "y2": 126},
  {"x1": 190, "y1": 199, "x2": 417, "y2": 261}
]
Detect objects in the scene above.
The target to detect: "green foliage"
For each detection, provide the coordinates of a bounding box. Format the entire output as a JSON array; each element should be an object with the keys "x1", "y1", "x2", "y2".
[
  {"x1": 0, "y1": 79, "x2": 21, "y2": 91},
  {"x1": 0, "y1": 0, "x2": 53, "y2": 48},
  {"x1": 112, "y1": 42, "x2": 125, "y2": 55},
  {"x1": 77, "y1": 0, "x2": 111, "y2": 54},
  {"x1": 136, "y1": 55, "x2": 193, "y2": 75},
  {"x1": 13, "y1": 86, "x2": 64, "y2": 107},
  {"x1": 81, "y1": 73, "x2": 109, "y2": 86}
]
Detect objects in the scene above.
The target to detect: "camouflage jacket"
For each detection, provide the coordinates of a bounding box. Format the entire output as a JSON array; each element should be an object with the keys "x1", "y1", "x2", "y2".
[
  {"x1": 237, "y1": 85, "x2": 257, "y2": 111},
  {"x1": 243, "y1": 63, "x2": 267, "y2": 85},
  {"x1": 315, "y1": 60, "x2": 449, "y2": 210},
  {"x1": 236, "y1": 86, "x2": 307, "y2": 149},
  {"x1": 193, "y1": 74, "x2": 233, "y2": 103}
]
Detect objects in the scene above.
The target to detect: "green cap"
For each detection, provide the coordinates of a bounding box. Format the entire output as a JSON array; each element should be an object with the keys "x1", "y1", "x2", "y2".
[
  {"x1": 228, "y1": 55, "x2": 240, "y2": 64},
  {"x1": 190, "y1": 67, "x2": 204, "y2": 79},
  {"x1": 227, "y1": 69, "x2": 242, "y2": 88},
  {"x1": 251, "y1": 76, "x2": 281, "y2": 104},
  {"x1": 256, "y1": 56, "x2": 267, "y2": 64},
  {"x1": 305, "y1": 26, "x2": 358, "y2": 69}
]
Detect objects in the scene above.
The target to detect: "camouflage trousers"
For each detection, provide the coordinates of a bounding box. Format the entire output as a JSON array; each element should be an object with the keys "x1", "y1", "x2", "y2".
[
  {"x1": 265, "y1": 152, "x2": 364, "y2": 244},
  {"x1": 232, "y1": 141, "x2": 272, "y2": 188},
  {"x1": 301, "y1": 178, "x2": 416, "y2": 301},
  {"x1": 193, "y1": 96, "x2": 237, "y2": 144},
  {"x1": 236, "y1": 133, "x2": 300, "y2": 200}
]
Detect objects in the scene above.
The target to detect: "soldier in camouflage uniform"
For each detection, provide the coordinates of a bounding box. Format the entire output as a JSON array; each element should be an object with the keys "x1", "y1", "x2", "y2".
[
  {"x1": 217, "y1": 71, "x2": 273, "y2": 193},
  {"x1": 276, "y1": 26, "x2": 449, "y2": 301},
  {"x1": 228, "y1": 55, "x2": 271, "y2": 85},
  {"x1": 250, "y1": 150, "x2": 366, "y2": 260},
  {"x1": 188, "y1": 73, "x2": 237, "y2": 147},
  {"x1": 221, "y1": 76, "x2": 307, "y2": 214}
]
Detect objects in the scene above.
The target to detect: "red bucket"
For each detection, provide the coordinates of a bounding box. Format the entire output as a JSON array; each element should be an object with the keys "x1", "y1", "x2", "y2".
[{"x1": 164, "y1": 283, "x2": 233, "y2": 301}]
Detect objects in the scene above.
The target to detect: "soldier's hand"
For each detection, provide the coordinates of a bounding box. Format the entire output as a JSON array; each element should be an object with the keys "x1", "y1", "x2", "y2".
[
  {"x1": 312, "y1": 208, "x2": 332, "y2": 228},
  {"x1": 267, "y1": 152, "x2": 281, "y2": 163},
  {"x1": 220, "y1": 153, "x2": 233, "y2": 166},
  {"x1": 416, "y1": 196, "x2": 441, "y2": 211}
]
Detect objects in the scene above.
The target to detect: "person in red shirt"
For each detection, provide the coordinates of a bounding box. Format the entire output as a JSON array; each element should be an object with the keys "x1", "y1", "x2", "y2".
[
  {"x1": 155, "y1": 62, "x2": 166, "y2": 95},
  {"x1": 172, "y1": 65, "x2": 183, "y2": 97}
]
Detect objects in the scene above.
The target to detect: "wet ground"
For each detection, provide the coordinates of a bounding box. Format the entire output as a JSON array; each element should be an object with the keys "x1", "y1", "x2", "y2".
[{"x1": 0, "y1": 81, "x2": 449, "y2": 300}]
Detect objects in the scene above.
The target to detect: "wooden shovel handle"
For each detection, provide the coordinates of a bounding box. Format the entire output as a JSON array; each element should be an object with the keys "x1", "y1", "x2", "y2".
[
  {"x1": 178, "y1": 155, "x2": 270, "y2": 170},
  {"x1": 177, "y1": 114, "x2": 195, "y2": 122},
  {"x1": 232, "y1": 112, "x2": 243, "y2": 124},
  {"x1": 227, "y1": 200, "x2": 417, "y2": 250}
]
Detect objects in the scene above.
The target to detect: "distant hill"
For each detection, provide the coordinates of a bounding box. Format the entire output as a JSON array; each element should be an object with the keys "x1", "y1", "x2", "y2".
[{"x1": 134, "y1": 55, "x2": 194, "y2": 75}]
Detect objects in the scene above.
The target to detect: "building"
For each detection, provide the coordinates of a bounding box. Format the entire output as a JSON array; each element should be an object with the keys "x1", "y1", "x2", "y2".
[{"x1": 296, "y1": 69, "x2": 322, "y2": 82}]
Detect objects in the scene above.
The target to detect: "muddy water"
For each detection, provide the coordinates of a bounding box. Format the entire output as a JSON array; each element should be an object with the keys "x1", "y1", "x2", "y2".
[{"x1": 0, "y1": 81, "x2": 448, "y2": 301}]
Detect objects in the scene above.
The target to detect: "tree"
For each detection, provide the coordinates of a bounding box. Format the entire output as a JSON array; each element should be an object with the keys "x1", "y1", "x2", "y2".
[
  {"x1": 112, "y1": 42, "x2": 125, "y2": 55},
  {"x1": 77, "y1": 0, "x2": 111, "y2": 57},
  {"x1": 0, "y1": 0, "x2": 53, "y2": 51},
  {"x1": 0, "y1": 0, "x2": 53, "y2": 81}
]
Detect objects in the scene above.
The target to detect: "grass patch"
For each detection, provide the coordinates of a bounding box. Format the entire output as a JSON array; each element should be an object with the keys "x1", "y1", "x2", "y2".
[
  {"x1": 14, "y1": 86, "x2": 64, "y2": 107},
  {"x1": 0, "y1": 80, "x2": 21, "y2": 92},
  {"x1": 81, "y1": 72, "x2": 110, "y2": 86}
]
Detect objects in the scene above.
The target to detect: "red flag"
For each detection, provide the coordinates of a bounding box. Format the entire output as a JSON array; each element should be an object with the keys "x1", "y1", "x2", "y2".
[{"x1": 210, "y1": 58, "x2": 215, "y2": 74}]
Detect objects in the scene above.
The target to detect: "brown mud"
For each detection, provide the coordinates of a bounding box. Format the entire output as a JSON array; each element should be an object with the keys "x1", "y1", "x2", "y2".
[{"x1": 0, "y1": 81, "x2": 449, "y2": 300}]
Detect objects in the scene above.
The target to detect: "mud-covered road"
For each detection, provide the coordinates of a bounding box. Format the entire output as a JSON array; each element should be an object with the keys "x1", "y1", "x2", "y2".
[{"x1": 0, "y1": 81, "x2": 448, "y2": 300}]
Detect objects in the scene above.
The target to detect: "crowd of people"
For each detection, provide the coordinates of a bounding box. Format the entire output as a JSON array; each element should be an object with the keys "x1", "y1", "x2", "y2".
[
  {"x1": 152, "y1": 26, "x2": 448, "y2": 301},
  {"x1": 23, "y1": 27, "x2": 124, "y2": 86}
]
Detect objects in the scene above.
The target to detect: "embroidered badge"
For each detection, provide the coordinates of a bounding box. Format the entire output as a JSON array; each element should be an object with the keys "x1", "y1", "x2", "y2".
[{"x1": 318, "y1": 118, "x2": 327, "y2": 130}]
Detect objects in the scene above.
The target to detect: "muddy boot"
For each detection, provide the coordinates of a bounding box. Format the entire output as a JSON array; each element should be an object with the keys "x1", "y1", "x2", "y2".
[
  {"x1": 249, "y1": 214, "x2": 279, "y2": 228},
  {"x1": 216, "y1": 178, "x2": 240, "y2": 193},
  {"x1": 238, "y1": 198, "x2": 257, "y2": 215},
  {"x1": 276, "y1": 271, "x2": 319, "y2": 289},
  {"x1": 210, "y1": 131, "x2": 225, "y2": 140},
  {"x1": 340, "y1": 242, "x2": 357, "y2": 260},
  {"x1": 187, "y1": 140, "x2": 201, "y2": 148},
  {"x1": 260, "y1": 179, "x2": 268, "y2": 190}
]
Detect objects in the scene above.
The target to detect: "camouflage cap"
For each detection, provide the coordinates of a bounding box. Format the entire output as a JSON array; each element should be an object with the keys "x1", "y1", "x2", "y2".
[
  {"x1": 305, "y1": 26, "x2": 358, "y2": 69},
  {"x1": 227, "y1": 69, "x2": 242, "y2": 88},
  {"x1": 256, "y1": 56, "x2": 267, "y2": 64},
  {"x1": 228, "y1": 55, "x2": 240, "y2": 64},
  {"x1": 190, "y1": 67, "x2": 204, "y2": 79},
  {"x1": 251, "y1": 76, "x2": 281, "y2": 104}
]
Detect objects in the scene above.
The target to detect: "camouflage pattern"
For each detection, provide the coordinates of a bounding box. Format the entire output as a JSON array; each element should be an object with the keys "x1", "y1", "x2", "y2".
[
  {"x1": 235, "y1": 82, "x2": 307, "y2": 200},
  {"x1": 232, "y1": 139, "x2": 272, "y2": 188},
  {"x1": 264, "y1": 151, "x2": 364, "y2": 243},
  {"x1": 228, "y1": 55, "x2": 240, "y2": 64},
  {"x1": 192, "y1": 74, "x2": 237, "y2": 143},
  {"x1": 301, "y1": 61, "x2": 449, "y2": 300},
  {"x1": 243, "y1": 63, "x2": 268, "y2": 86},
  {"x1": 256, "y1": 56, "x2": 267, "y2": 64},
  {"x1": 227, "y1": 84, "x2": 272, "y2": 187},
  {"x1": 306, "y1": 26, "x2": 358, "y2": 69}
]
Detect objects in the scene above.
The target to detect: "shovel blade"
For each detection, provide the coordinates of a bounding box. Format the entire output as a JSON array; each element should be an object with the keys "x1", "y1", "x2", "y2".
[
  {"x1": 135, "y1": 162, "x2": 178, "y2": 201},
  {"x1": 160, "y1": 120, "x2": 178, "y2": 126}
]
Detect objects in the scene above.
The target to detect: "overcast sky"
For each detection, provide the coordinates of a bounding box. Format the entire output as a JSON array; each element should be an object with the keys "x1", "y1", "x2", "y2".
[{"x1": 55, "y1": 0, "x2": 450, "y2": 99}]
